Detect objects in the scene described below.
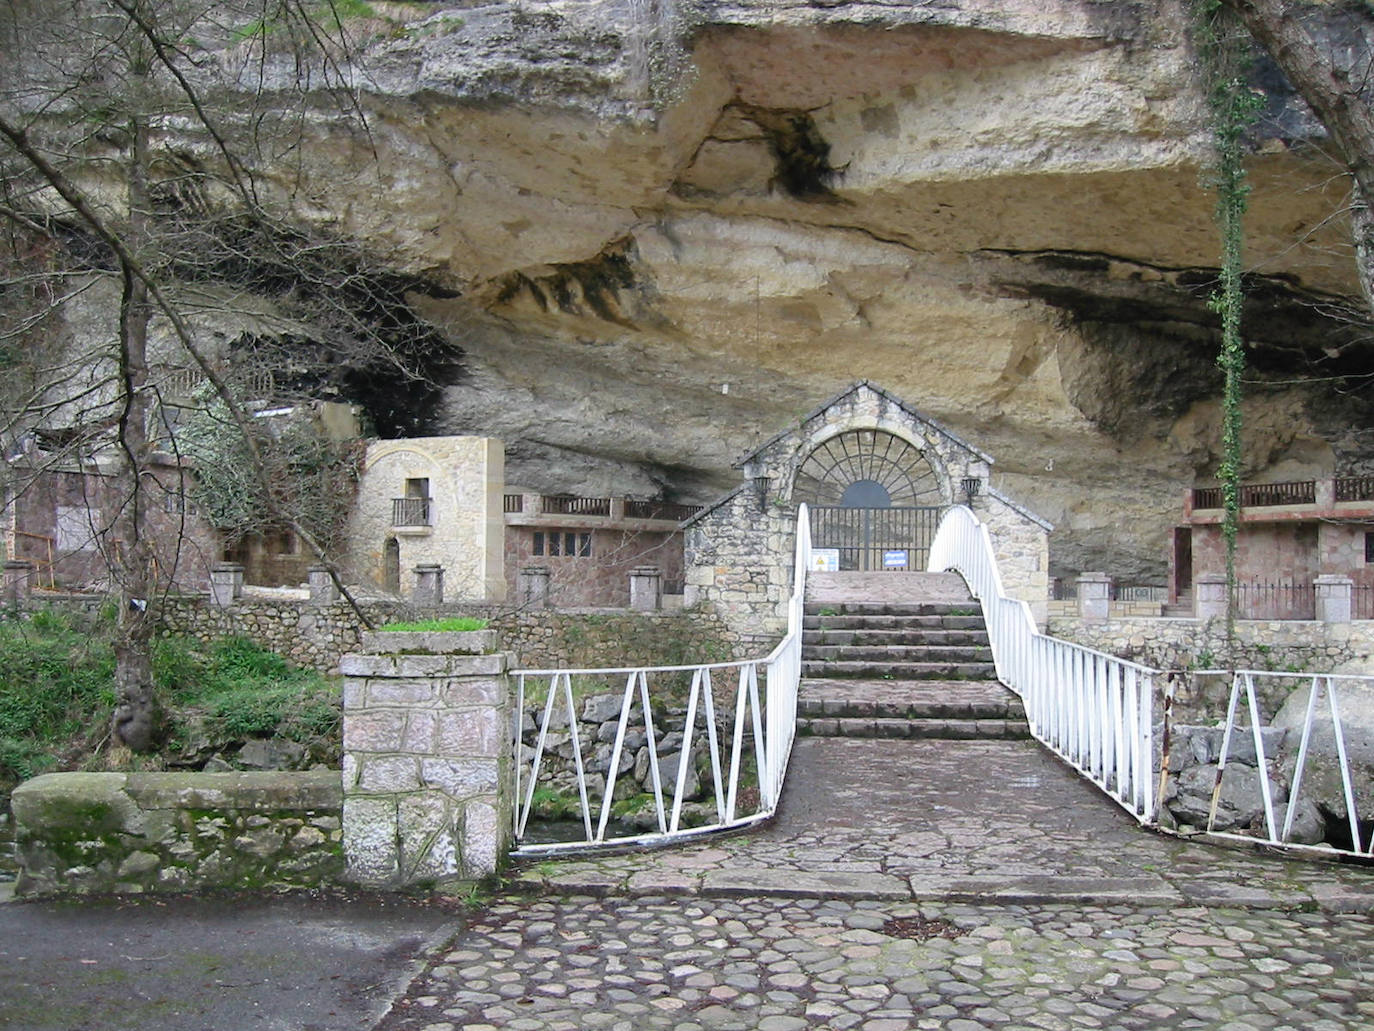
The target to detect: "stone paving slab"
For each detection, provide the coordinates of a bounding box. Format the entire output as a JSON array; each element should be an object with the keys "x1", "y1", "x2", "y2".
[
  {"x1": 807, "y1": 571, "x2": 975, "y2": 605},
  {"x1": 511, "y1": 737, "x2": 1374, "y2": 912}
]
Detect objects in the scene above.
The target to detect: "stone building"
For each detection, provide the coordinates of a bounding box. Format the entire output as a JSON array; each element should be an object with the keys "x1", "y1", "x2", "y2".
[
  {"x1": 1, "y1": 450, "x2": 218, "y2": 593},
  {"x1": 502, "y1": 492, "x2": 695, "y2": 609},
  {"x1": 344, "y1": 436, "x2": 507, "y2": 604},
  {"x1": 1171, "y1": 477, "x2": 1374, "y2": 618},
  {"x1": 684, "y1": 382, "x2": 1051, "y2": 644}
]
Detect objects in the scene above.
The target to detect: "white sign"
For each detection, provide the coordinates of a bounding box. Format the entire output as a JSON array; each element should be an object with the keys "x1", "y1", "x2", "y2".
[{"x1": 810, "y1": 549, "x2": 840, "y2": 572}]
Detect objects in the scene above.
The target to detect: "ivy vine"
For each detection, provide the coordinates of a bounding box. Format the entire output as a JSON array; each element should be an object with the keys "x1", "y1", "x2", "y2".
[{"x1": 1190, "y1": 0, "x2": 1264, "y2": 639}]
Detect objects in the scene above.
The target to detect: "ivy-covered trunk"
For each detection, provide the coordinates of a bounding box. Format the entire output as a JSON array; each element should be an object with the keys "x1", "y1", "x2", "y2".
[{"x1": 1192, "y1": 0, "x2": 1263, "y2": 644}]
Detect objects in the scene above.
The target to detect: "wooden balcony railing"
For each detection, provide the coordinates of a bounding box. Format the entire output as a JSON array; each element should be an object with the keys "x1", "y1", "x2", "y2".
[
  {"x1": 1335, "y1": 475, "x2": 1374, "y2": 503},
  {"x1": 392, "y1": 497, "x2": 431, "y2": 526},
  {"x1": 1192, "y1": 480, "x2": 1317, "y2": 510},
  {"x1": 541, "y1": 495, "x2": 612, "y2": 517},
  {"x1": 624, "y1": 500, "x2": 704, "y2": 521}
]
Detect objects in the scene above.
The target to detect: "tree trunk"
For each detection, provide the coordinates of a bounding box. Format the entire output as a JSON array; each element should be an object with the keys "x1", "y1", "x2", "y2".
[
  {"x1": 110, "y1": 74, "x2": 159, "y2": 752},
  {"x1": 1220, "y1": 0, "x2": 1374, "y2": 308}
]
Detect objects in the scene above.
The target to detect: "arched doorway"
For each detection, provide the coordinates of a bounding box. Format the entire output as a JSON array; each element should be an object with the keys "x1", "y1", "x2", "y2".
[
  {"x1": 383, "y1": 537, "x2": 401, "y2": 594},
  {"x1": 794, "y1": 429, "x2": 945, "y2": 571}
]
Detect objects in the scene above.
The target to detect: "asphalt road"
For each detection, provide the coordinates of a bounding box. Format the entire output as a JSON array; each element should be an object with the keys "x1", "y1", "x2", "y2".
[{"x1": 0, "y1": 886, "x2": 463, "y2": 1031}]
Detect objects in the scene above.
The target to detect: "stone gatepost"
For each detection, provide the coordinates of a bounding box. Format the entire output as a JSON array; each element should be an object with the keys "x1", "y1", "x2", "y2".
[
  {"x1": 519, "y1": 565, "x2": 551, "y2": 608},
  {"x1": 1195, "y1": 573, "x2": 1229, "y2": 621},
  {"x1": 629, "y1": 566, "x2": 662, "y2": 611},
  {"x1": 1076, "y1": 572, "x2": 1111, "y2": 623},
  {"x1": 3, "y1": 560, "x2": 34, "y2": 606},
  {"x1": 209, "y1": 563, "x2": 244, "y2": 606},
  {"x1": 413, "y1": 564, "x2": 444, "y2": 607},
  {"x1": 1315, "y1": 574, "x2": 1354, "y2": 624},
  {"x1": 341, "y1": 630, "x2": 510, "y2": 887},
  {"x1": 308, "y1": 565, "x2": 339, "y2": 605}
]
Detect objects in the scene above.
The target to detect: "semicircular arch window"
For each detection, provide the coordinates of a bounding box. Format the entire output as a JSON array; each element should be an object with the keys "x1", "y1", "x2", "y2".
[{"x1": 793, "y1": 430, "x2": 942, "y2": 507}]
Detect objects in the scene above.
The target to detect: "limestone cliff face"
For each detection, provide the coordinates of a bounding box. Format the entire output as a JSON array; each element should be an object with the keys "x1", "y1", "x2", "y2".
[{"x1": 120, "y1": 2, "x2": 1374, "y2": 582}]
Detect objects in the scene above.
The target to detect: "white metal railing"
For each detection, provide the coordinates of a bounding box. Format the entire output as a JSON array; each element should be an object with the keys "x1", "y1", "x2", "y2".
[
  {"x1": 1191, "y1": 669, "x2": 1374, "y2": 857},
  {"x1": 929, "y1": 504, "x2": 1374, "y2": 858},
  {"x1": 929, "y1": 505, "x2": 1160, "y2": 822},
  {"x1": 510, "y1": 506, "x2": 812, "y2": 855}
]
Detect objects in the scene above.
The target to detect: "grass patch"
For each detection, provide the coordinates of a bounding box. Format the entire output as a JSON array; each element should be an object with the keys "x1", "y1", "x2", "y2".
[
  {"x1": 378, "y1": 617, "x2": 488, "y2": 632},
  {"x1": 0, "y1": 609, "x2": 338, "y2": 786}
]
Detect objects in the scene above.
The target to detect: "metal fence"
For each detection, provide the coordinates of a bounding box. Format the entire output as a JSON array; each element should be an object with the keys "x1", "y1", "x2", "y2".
[
  {"x1": 1233, "y1": 581, "x2": 1316, "y2": 620},
  {"x1": 931, "y1": 505, "x2": 1374, "y2": 858},
  {"x1": 541, "y1": 495, "x2": 612, "y2": 517},
  {"x1": 510, "y1": 507, "x2": 811, "y2": 855}
]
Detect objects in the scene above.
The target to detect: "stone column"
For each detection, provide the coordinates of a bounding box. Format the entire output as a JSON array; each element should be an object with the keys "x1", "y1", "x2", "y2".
[
  {"x1": 341, "y1": 631, "x2": 510, "y2": 887},
  {"x1": 1315, "y1": 574, "x2": 1354, "y2": 624},
  {"x1": 629, "y1": 565, "x2": 662, "y2": 611},
  {"x1": 413, "y1": 564, "x2": 444, "y2": 607},
  {"x1": 3, "y1": 560, "x2": 33, "y2": 606},
  {"x1": 520, "y1": 565, "x2": 550, "y2": 608},
  {"x1": 209, "y1": 563, "x2": 244, "y2": 607},
  {"x1": 1195, "y1": 573, "x2": 1229, "y2": 621},
  {"x1": 308, "y1": 566, "x2": 339, "y2": 605},
  {"x1": 1076, "y1": 572, "x2": 1111, "y2": 623}
]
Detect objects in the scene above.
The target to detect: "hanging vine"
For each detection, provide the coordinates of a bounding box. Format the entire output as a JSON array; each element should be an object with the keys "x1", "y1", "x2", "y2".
[{"x1": 1190, "y1": 0, "x2": 1264, "y2": 641}]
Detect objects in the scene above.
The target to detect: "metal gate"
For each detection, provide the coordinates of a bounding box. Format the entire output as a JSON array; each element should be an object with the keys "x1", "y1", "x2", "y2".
[{"x1": 809, "y1": 506, "x2": 944, "y2": 571}]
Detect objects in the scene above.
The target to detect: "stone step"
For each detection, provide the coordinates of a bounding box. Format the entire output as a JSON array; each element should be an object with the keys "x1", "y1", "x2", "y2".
[
  {"x1": 799, "y1": 678, "x2": 1024, "y2": 718},
  {"x1": 801, "y1": 644, "x2": 994, "y2": 664},
  {"x1": 802, "y1": 614, "x2": 987, "y2": 632},
  {"x1": 804, "y1": 628, "x2": 990, "y2": 647},
  {"x1": 804, "y1": 601, "x2": 981, "y2": 618},
  {"x1": 798, "y1": 716, "x2": 1032, "y2": 740},
  {"x1": 800, "y1": 660, "x2": 999, "y2": 680}
]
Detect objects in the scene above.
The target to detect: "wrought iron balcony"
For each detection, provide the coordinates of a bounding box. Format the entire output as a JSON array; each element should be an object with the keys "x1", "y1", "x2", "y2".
[{"x1": 392, "y1": 496, "x2": 432, "y2": 527}]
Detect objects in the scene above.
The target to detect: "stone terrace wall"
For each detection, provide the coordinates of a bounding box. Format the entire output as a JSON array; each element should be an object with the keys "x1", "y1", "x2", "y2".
[
  {"x1": 1049, "y1": 615, "x2": 1374, "y2": 678},
  {"x1": 11, "y1": 770, "x2": 342, "y2": 896},
  {"x1": 159, "y1": 596, "x2": 748, "y2": 674}
]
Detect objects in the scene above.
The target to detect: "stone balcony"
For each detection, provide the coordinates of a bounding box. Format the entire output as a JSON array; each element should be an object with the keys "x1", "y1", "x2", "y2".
[{"x1": 501, "y1": 493, "x2": 701, "y2": 530}]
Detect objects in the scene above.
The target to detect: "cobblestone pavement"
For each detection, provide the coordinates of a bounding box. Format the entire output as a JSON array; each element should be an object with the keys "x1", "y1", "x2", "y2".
[
  {"x1": 372, "y1": 736, "x2": 1374, "y2": 1030},
  {"x1": 509, "y1": 737, "x2": 1374, "y2": 910},
  {"x1": 378, "y1": 895, "x2": 1374, "y2": 1031}
]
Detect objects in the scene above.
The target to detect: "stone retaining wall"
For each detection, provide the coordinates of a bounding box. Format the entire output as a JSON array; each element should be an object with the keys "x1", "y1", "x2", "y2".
[
  {"x1": 11, "y1": 770, "x2": 342, "y2": 895},
  {"x1": 159, "y1": 597, "x2": 746, "y2": 674},
  {"x1": 1049, "y1": 615, "x2": 1374, "y2": 678}
]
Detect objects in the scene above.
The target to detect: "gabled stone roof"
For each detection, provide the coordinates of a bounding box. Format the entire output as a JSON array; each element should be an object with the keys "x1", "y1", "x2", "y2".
[{"x1": 731, "y1": 380, "x2": 995, "y2": 469}]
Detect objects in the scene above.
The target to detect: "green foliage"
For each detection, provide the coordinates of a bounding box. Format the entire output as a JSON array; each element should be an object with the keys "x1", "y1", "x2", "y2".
[
  {"x1": 0, "y1": 608, "x2": 117, "y2": 781},
  {"x1": 379, "y1": 617, "x2": 489, "y2": 632},
  {"x1": 0, "y1": 613, "x2": 337, "y2": 784},
  {"x1": 177, "y1": 389, "x2": 363, "y2": 553},
  {"x1": 1190, "y1": 0, "x2": 1264, "y2": 643}
]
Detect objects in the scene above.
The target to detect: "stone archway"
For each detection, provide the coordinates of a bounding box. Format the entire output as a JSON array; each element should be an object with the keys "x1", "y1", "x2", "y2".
[{"x1": 794, "y1": 429, "x2": 945, "y2": 571}]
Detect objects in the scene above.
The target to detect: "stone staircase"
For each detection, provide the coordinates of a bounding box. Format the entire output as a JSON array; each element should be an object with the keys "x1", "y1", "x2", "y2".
[{"x1": 797, "y1": 572, "x2": 1030, "y2": 740}]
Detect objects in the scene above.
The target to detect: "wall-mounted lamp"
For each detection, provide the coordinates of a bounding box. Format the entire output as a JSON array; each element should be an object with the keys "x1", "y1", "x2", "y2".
[
  {"x1": 753, "y1": 475, "x2": 772, "y2": 513},
  {"x1": 961, "y1": 477, "x2": 982, "y2": 506}
]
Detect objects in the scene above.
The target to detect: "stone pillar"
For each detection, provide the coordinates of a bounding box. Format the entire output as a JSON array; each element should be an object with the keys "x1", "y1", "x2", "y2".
[
  {"x1": 308, "y1": 566, "x2": 339, "y2": 605},
  {"x1": 1315, "y1": 574, "x2": 1354, "y2": 624},
  {"x1": 1076, "y1": 572, "x2": 1111, "y2": 623},
  {"x1": 3, "y1": 560, "x2": 33, "y2": 606},
  {"x1": 341, "y1": 631, "x2": 510, "y2": 887},
  {"x1": 413, "y1": 564, "x2": 444, "y2": 607},
  {"x1": 209, "y1": 563, "x2": 244, "y2": 607},
  {"x1": 629, "y1": 565, "x2": 662, "y2": 611},
  {"x1": 520, "y1": 565, "x2": 551, "y2": 608},
  {"x1": 1195, "y1": 573, "x2": 1229, "y2": 621}
]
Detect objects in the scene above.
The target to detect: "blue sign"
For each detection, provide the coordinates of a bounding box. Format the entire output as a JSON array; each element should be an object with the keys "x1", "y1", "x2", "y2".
[{"x1": 882, "y1": 550, "x2": 909, "y2": 569}]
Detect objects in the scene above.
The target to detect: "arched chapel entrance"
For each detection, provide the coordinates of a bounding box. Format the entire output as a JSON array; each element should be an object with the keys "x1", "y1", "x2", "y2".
[{"x1": 793, "y1": 428, "x2": 946, "y2": 571}]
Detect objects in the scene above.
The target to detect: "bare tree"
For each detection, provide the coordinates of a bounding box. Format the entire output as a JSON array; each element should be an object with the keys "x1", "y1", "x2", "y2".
[
  {"x1": 1217, "y1": 0, "x2": 1374, "y2": 309},
  {"x1": 0, "y1": 0, "x2": 449, "y2": 750}
]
